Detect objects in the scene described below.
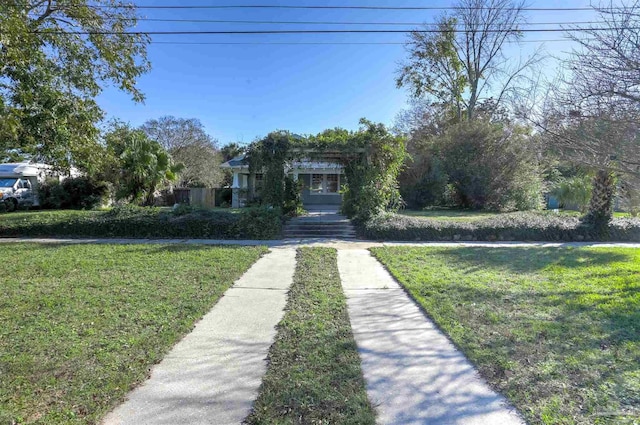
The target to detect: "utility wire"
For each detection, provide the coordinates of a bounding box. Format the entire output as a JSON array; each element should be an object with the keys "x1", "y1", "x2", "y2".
[
  {"x1": 149, "y1": 38, "x2": 577, "y2": 45},
  {"x1": 133, "y1": 18, "x2": 606, "y2": 26},
  {"x1": 24, "y1": 28, "x2": 635, "y2": 35},
  {"x1": 81, "y1": 4, "x2": 597, "y2": 11}
]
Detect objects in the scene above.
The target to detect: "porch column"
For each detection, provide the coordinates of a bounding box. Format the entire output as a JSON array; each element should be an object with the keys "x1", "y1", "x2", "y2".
[{"x1": 231, "y1": 172, "x2": 240, "y2": 208}]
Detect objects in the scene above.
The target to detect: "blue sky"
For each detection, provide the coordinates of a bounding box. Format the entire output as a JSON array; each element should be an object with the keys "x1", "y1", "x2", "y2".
[{"x1": 97, "y1": 0, "x2": 596, "y2": 146}]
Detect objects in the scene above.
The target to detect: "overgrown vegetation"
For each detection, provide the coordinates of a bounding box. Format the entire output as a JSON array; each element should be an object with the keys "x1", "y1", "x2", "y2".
[
  {"x1": 141, "y1": 116, "x2": 223, "y2": 188},
  {"x1": 246, "y1": 248, "x2": 375, "y2": 424},
  {"x1": 361, "y1": 212, "x2": 640, "y2": 242},
  {"x1": 0, "y1": 207, "x2": 282, "y2": 239},
  {"x1": 550, "y1": 173, "x2": 593, "y2": 213},
  {"x1": 245, "y1": 119, "x2": 405, "y2": 221},
  {"x1": 100, "y1": 122, "x2": 182, "y2": 206},
  {"x1": 371, "y1": 246, "x2": 640, "y2": 425},
  {"x1": 38, "y1": 176, "x2": 109, "y2": 210},
  {"x1": 0, "y1": 243, "x2": 266, "y2": 424}
]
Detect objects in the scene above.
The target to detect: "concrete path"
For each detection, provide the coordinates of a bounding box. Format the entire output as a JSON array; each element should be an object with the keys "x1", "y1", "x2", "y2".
[
  {"x1": 102, "y1": 248, "x2": 296, "y2": 425},
  {"x1": 338, "y1": 249, "x2": 524, "y2": 425}
]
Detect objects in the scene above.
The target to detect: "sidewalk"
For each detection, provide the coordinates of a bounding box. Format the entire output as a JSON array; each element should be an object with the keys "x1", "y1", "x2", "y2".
[
  {"x1": 338, "y1": 249, "x2": 524, "y2": 425},
  {"x1": 102, "y1": 249, "x2": 296, "y2": 425},
  {"x1": 1, "y1": 236, "x2": 639, "y2": 249}
]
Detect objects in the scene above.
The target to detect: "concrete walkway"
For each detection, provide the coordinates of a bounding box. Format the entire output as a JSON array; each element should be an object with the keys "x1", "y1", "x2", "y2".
[
  {"x1": 338, "y1": 249, "x2": 524, "y2": 425},
  {"x1": 7, "y1": 238, "x2": 637, "y2": 423},
  {"x1": 102, "y1": 249, "x2": 296, "y2": 425}
]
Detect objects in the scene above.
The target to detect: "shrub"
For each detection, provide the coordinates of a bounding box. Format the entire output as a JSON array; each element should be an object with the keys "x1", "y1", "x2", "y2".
[
  {"x1": 399, "y1": 156, "x2": 449, "y2": 209},
  {"x1": 551, "y1": 174, "x2": 592, "y2": 212},
  {"x1": 236, "y1": 206, "x2": 282, "y2": 239},
  {"x1": 38, "y1": 177, "x2": 108, "y2": 210},
  {"x1": 171, "y1": 203, "x2": 194, "y2": 216},
  {"x1": 359, "y1": 212, "x2": 640, "y2": 242},
  {"x1": 283, "y1": 176, "x2": 304, "y2": 217},
  {"x1": 434, "y1": 120, "x2": 544, "y2": 211},
  {"x1": 0, "y1": 207, "x2": 282, "y2": 239},
  {"x1": 620, "y1": 175, "x2": 640, "y2": 217},
  {"x1": 215, "y1": 188, "x2": 232, "y2": 207}
]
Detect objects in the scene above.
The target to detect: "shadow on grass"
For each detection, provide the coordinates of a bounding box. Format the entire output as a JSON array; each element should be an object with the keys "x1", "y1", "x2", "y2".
[
  {"x1": 374, "y1": 246, "x2": 640, "y2": 421},
  {"x1": 432, "y1": 246, "x2": 632, "y2": 274}
]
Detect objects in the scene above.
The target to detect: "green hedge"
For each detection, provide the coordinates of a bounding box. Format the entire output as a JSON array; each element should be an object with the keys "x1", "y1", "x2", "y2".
[
  {"x1": 0, "y1": 206, "x2": 282, "y2": 240},
  {"x1": 360, "y1": 212, "x2": 640, "y2": 242}
]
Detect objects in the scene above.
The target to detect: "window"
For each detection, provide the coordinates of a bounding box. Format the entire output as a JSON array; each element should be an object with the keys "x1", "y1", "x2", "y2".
[
  {"x1": 326, "y1": 174, "x2": 339, "y2": 193},
  {"x1": 309, "y1": 174, "x2": 340, "y2": 195},
  {"x1": 311, "y1": 174, "x2": 323, "y2": 193}
]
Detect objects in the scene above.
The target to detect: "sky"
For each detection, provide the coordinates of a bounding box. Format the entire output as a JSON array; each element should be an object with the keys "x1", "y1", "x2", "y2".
[{"x1": 96, "y1": 0, "x2": 598, "y2": 147}]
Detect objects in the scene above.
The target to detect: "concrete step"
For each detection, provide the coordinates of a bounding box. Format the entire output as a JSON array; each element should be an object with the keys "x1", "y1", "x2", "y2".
[
  {"x1": 284, "y1": 225, "x2": 355, "y2": 232},
  {"x1": 284, "y1": 227, "x2": 356, "y2": 233},
  {"x1": 284, "y1": 214, "x2": 356, "y2": 239},
  {"x1": 283, "y1": 233, "x2": 358, "y2": 239},
  {"x1": 284, "y1": 234, "x2": 359, "y2": 240},
  {"x1": 289, "y1": 219, "x2": 351, "y2": 225}
]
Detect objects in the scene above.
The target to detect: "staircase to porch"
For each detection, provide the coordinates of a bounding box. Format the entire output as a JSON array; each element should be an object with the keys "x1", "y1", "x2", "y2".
[{"x1": 283, "y1": 205, "x2": 357, "y2": 239}]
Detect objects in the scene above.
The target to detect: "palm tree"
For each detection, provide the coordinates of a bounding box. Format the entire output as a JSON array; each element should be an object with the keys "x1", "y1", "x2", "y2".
[{"x1": 118, "y1": 130, "x2": 182, "y2": 205}]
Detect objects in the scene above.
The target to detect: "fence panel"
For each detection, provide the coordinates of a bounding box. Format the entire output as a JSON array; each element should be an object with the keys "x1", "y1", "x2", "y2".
[{"x1": 190, "y1": 188, "x2": 216, "y2": 208}]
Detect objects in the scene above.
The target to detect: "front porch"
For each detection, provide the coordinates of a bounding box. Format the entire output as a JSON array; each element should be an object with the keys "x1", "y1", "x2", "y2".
[{"x1": 222, "y1": 157, "x2": 345, "y2": 208}]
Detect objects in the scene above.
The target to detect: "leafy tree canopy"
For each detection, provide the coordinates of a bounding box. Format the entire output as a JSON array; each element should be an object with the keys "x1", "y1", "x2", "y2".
[
  {"x1": 0, "y1": 0, "x2": 150, "y2": 170},
  {"x1": 102, "y1": 122, "x2": 181, "y2": 206},
  {"x1": 397, "y1": 0, "x2": 541, "y2": 121},
  {"x1": 141, "y1": 116, "x2": 223, "y2": 188}
]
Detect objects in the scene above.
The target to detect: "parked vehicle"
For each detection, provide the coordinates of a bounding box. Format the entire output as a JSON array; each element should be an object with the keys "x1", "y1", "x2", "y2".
[{"x1": 0, "y1": 162, "x2": 69, "y2": 211}]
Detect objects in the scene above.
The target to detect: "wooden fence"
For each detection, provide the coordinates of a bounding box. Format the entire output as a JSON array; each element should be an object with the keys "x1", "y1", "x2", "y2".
[{"x1": 173, "y1": 188, "x2": 217, "y2": 208}]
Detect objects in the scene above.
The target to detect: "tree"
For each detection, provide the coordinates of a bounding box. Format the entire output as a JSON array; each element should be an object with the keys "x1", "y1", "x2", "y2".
[
  {"x1": 141, "y1": 116, "x2": 222, "y2": 188},
  {"x1": 0, "y1": 1, "x2": 149, "y2": 169},
  {"x1": 433, "y1": 119, "x2": 543, "y2": 210},
  {"x1": 544, "y1": 1, "x2": 640, "y2": 226},
  {"x1": 393, "y1": 100, "x2": 451, "y2": 208},
  {"x1": 397, "y1": 0, "x2": 541, "y2": 120},
  {"x1": 220, "y1": 143, "x2": 246, "y2": 162},
  {"x1": 103, "y1": 123, "x2": 181, "y2": 206}
]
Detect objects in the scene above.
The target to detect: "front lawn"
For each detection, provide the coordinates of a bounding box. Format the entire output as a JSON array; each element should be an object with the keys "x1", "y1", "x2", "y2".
[
  {"x1": 246, "y1": 248, "x2": 375, "y2": 424},
  {"x1": 371, "y1": 246, "x2": 640, "y2": 424},
  {"x1": 0, "y1": 243, "x2": 266, "y2": 424},
  {"x1": 399, "y1": 209, "x2": 634, "y2": 222},
  {"x1": 399, "y1": 208, "x2": 500, "y2": 221}
]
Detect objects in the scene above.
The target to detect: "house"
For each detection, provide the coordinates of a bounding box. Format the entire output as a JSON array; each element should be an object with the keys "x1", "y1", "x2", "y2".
[{"x1": 220, "y1": 155, "x2": 345, "y2": 208}]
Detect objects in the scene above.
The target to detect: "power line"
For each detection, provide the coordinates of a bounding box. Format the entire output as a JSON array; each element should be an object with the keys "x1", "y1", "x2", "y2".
[
  {"x1": 149, "y1": 38, "x2": 577, "y2": 45},
  {"x1": 27, "y1": 27, "x2": 632, "y2": 35},
  {"x1": 84, "y1": 4, "x2": 597, "y2": 11},
  {"x1": 134, "y1": 18, "x2": 605, "y2": 26}
]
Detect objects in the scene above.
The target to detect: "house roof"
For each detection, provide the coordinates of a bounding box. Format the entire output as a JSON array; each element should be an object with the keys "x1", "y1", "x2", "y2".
[
  {"x1": 220, "y1": 155, "x2": 248, "y2": 169},
  {"x1": 221, "y1": 155, "x2": 344, "y2": 171}
]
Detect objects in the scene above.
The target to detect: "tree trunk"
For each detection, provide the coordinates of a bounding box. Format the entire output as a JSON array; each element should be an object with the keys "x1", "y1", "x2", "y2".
[{"x1": 582, "y1": 169, "x2": 615, "y2": 228}]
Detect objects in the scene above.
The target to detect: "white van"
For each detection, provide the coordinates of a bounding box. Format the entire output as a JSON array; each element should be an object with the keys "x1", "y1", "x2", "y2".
[{"x1": 0, "y1": 162, "x2": 64, "y2": 211}]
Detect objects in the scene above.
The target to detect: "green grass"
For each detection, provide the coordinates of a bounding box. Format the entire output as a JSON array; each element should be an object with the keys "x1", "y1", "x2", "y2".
[
  {"x1": 399, "y1": 209, "x2": 501, "y2": 221},
  {"x1": 0, "y1": 243, "x2": 266, "y2": 424},
  {"x1": 371, "y1": 246, "x2": 640, "y2": 425},
  {"x1": 399, "y1": 208, "x2": 633, "y2": 222},
  {"x1": 246, "y1": 248, "x2": 375, "y2": 425}
]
